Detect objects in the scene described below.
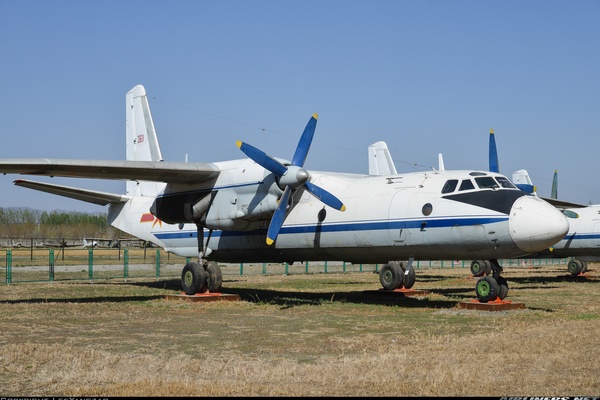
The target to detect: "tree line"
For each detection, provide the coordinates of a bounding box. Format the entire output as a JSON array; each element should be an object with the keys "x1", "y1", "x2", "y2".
[{"x1": 0, "y1": 207, "x2": 125, "y2": 239}]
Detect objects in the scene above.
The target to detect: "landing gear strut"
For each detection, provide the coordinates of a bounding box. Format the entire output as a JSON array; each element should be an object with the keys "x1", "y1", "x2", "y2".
[
  {"x1": 180, "y1": 224, "x2": 223, "y2": 295},
  {"x1": 473, "y1": 259, "x2": 508, "y2": 302}
]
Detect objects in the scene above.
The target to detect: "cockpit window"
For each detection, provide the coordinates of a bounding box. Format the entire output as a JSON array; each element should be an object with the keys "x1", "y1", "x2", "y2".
[
  {"x1": 495, "y1": 176, "x2": 517, "y2": 189},
  {"x1": 441, "y1": 179, "x2": 459, "y2": 194},
  {"x1": 475, "y1": 176, "x2": 500, "y2": 189},
  {"x1": 563, "y1": 210, "x2": 579, "y2": 219},
  {"x1": 459, "y1": 179, "x2": 475, "y2": 191}
]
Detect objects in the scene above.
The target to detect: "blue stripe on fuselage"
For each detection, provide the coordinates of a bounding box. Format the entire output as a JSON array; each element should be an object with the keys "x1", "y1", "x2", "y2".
[{"x1": 153, "y1": 216, "x2": 508, "y2": 240}]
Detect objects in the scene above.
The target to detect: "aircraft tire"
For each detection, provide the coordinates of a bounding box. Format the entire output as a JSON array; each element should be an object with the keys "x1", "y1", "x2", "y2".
[
  {"x1": 581, "y1": 261, "x2": 588, "y2": 274},
  {"x1": 402, "y1": 264, "x2": 416, "y2": 289},
  {"x1": 181, "y1": 262, "x2": 207, "y2": 295},
  {"x1": 567, "y1": 259, "x2": 583, "y2": 276},
  {"x1": 470, "y1": 260, "x2": 487, "y2": 277},
  {"x1": 205, "y1": 261, "x2": 223, "y2": 292},
  {"x1": 379, "y1": 262, "x2": 403, "y2": 290},
  {"x1": 497, "y1": 276, "x2": 509, "y2": 300},
  {"x1": 483, "y1": 260, "x2": 492, "y2": 275},
  {"x1": 475, "y1": 276, "x2": 499, "y2": 303}
]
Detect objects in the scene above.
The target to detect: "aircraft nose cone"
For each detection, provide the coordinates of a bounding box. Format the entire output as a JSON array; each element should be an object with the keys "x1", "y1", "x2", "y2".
[{"x1": 509, "y1": 195, "x2": 569, "y2": 253}]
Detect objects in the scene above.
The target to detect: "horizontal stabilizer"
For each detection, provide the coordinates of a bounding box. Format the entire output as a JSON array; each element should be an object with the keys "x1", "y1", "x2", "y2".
[
  {"x1": 13, "y1": 179, "x2": 130, "y2": 206},
  {"x1": 0, "y1": 159, "x2": 220, "y2": 184}
]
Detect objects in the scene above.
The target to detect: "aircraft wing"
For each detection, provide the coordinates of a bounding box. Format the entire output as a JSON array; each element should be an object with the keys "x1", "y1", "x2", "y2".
[
  {"x1": 13, "y1": 179, "x2": 130, "y2": 206},
  {"x1": 0, "y1": 159, "x2": 220, "y2": 184},
  {"x1": 540, "y1": 196, "x2": 588, "y2": 209}
]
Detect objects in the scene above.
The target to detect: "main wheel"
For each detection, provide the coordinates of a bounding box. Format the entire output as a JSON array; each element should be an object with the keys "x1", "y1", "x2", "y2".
[
  {"x1": 470, "y1": 260, "x2": 487, "y2": 277},
  {"x1": 379, "y1": 262, "x2": 403, "y2": 290},
  {"x1": 401, "y1": 264, "x2": 416, "y2": 289},
  {"x1": 205, "y1": 261, "x2": 223, "y2": 292},
  {"x1": 181, "y1": 262, "x2": 208, "y2": 295},
  {"x1": 475, "y1": 275, "x2": 499, "y2": 303},
  {"x1": 567, "y1": 259, "x2": 583, "y2": 276}
]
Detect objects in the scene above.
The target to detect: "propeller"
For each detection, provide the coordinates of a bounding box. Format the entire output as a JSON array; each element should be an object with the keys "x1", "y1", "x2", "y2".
[{"x1": 236, "y1": 113, "x2": 346, "y2": 245}]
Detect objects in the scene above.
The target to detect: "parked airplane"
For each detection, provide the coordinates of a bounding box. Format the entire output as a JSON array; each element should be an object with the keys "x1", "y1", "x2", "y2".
[
  {"x1": 488, "y1": 128, "x2": 599, "y2": 276},
  {"x1": 0, "y1": 85, "x2": 569, "y2": 302},
  {"x1": 82, "y1": 238, "x2": 99, "y2": 248}
]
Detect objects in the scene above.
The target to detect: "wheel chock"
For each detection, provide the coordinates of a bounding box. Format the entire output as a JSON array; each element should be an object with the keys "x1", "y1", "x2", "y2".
[
  {"x1": 164, "y1": 292, "x2": 240, "y2": 302},
  {"x1": 458, "y1": 297, "x2": 524, "y2": 311}
]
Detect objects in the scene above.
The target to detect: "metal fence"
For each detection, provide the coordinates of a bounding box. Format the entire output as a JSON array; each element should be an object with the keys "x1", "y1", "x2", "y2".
[{"x1": 0, "y1": 246, "x2": 568, "y2": 285}]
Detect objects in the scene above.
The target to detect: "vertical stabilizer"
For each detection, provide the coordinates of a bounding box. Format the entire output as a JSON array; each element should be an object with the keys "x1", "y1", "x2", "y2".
[
  {"x1": 512, "y1": 169, "x2": 537, "y2": 195},
  {"x1": 368, "y1": 141, "x2": 398, "y2": 175},
  {"x1": 489, "y1": 128, "x2": 499, "y2": 173},
  {"x1": 125, "y1": 85, "x2": 165, "y2": 197},
  {"x1": 551, "y1": 170, "x2": 558, "y2": 199}
]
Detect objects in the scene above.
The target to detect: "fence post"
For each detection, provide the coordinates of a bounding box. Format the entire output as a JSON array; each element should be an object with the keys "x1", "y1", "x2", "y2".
[
  {"x1": 88, "y1": 248, "x2": 93, "y2": 280},
  {"x1": 285, "y1": 262, "x2": 289, "y2": 275},
  {"x1": 155, "y1": 249, "x2": 161, "y2": 278},
  {"x1": 324, "y1": 261, "x2": 328, "y2": 274},
  {"x1": 305, "y1": 261, "x2": 309, "y2": 274},
  {"x1": 7, "y1": 249, "x2": 12, "y2": 284},
  {"x1": 49, "y1": 248, "x2": 54, "y2": 282},
  {"x1": 124, "y1": 248, "x2": 129, "y2": 279},
  {"x1": 262, "y1": 262, "x2": 266, "y2": 275}
]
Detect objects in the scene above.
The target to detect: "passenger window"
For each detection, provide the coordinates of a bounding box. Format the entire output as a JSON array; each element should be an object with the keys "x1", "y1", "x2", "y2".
[
  {"x1": 495, "y1": 176, "x2": 517, "y2": 189},
  {"x1": 459, "y1": 179, "x2": 475, "y2": 191},
  {"x1": 475, "y1": 177, "x2": 500, "y2": 189},
  {"x1": 441, "y1": 180, "x2": 458, "y2": 194}
]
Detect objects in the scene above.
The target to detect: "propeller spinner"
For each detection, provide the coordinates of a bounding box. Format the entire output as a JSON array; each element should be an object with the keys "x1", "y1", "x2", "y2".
[{"x1": 236, "y1": 113, "x2": 346, "y2": 245}]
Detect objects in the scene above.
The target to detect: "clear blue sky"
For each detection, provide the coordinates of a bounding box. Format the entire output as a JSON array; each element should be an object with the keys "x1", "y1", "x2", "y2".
[{"x1": 1, "y1": 0, "x2": 599, "y2": 213}]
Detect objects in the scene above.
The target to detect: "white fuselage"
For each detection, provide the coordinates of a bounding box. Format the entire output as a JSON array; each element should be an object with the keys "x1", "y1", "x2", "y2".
[{"x1": 108, "y1": 160, "x2": 569, "y2": 265}]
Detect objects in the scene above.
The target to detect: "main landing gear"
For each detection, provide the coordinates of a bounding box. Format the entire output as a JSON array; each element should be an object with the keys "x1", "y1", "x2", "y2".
[
  {"x1": 181, "y1": 260, "x2": 223, "y2": 295},
  {"x1": 180, "y1": 225, "x2": 223, "y2": 295},
  {"x1": 471, "y1": 259, "x2": 508, "y2": 303},
  {"x1": 567, "y1": 258, "x2": 588, "y2": 276},
  {"x1": 379, "y1": 259, "x2": 416, "y2": 291}
]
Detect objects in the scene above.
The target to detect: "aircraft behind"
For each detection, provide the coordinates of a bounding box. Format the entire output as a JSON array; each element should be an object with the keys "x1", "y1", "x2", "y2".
[
  {"x1": 488, "y1": 128, "x2": 600, "y2": 276},
  {"x1": 0, "y1": 85, "x2": 569, "y2": 302}
]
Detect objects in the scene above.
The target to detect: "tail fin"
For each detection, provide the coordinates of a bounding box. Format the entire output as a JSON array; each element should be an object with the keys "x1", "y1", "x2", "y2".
[
  {"x1": 368, "y1": 141, "x2": 397, "y2": 175},
  {"x1": 125, "y1": 85, "x2": 165, "y2": 197},
  {"x1": 512, "y1": 169, "x2": 537, "y2": 195},
  {"x1": 489, "y1": 128, "x2": 499, "y2": 173}
]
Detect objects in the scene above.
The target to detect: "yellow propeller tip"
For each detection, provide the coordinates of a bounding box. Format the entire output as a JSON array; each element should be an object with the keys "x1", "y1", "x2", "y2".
[
  {"x1": 236, "y1": 140, "x2": 242, "y2": 148},
  {"x1": 312, "y1": 113, "x2": 318, "y2": 120},
  {"x1": 266, "y1": 238, "x2": 274, "y2": 246},
  {"x1": 340, "y1": 205, "x2": 346, "y2": 212},
  {"x1": 490, "y1": 128, "x2": 494, "y2": 134}
]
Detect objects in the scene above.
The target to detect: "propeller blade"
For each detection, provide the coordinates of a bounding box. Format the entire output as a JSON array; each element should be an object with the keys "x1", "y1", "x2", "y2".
[
  {"x1": 304, "y1": 181, "x2": 346, "y2": 212},
  {"x1": 489, "y1": 128, "x2": 499, "y2": 173},
  {"x1": 266, "y1": 186, "x2": 292, "y2": 245},
  {"x1": 237, "y1": 141, "x2": 288, "y2": 176},
  {"x1": 291, "y1": 113, "x2": 318, "y2": 167}
]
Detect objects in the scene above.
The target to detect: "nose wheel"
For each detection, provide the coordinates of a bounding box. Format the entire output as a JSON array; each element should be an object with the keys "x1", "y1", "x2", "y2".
[{"x1": 474, "y1": 259, "x2": 508, "y2": 302}]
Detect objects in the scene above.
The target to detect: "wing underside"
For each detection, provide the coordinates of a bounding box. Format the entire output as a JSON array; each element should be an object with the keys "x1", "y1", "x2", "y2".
[{"x1": 0, "y1": 159, "x2": 220, "y2": 184}]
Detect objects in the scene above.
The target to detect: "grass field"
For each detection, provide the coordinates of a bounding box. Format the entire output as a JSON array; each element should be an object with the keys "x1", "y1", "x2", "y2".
[{"x1": 1, "y1": 262, "x2": 599, "y2": 396}]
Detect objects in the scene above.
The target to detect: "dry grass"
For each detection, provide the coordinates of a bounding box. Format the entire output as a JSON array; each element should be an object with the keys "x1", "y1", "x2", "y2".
[{"x1": 1, "y1": 263, "x2": 599, "y2": 396}]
